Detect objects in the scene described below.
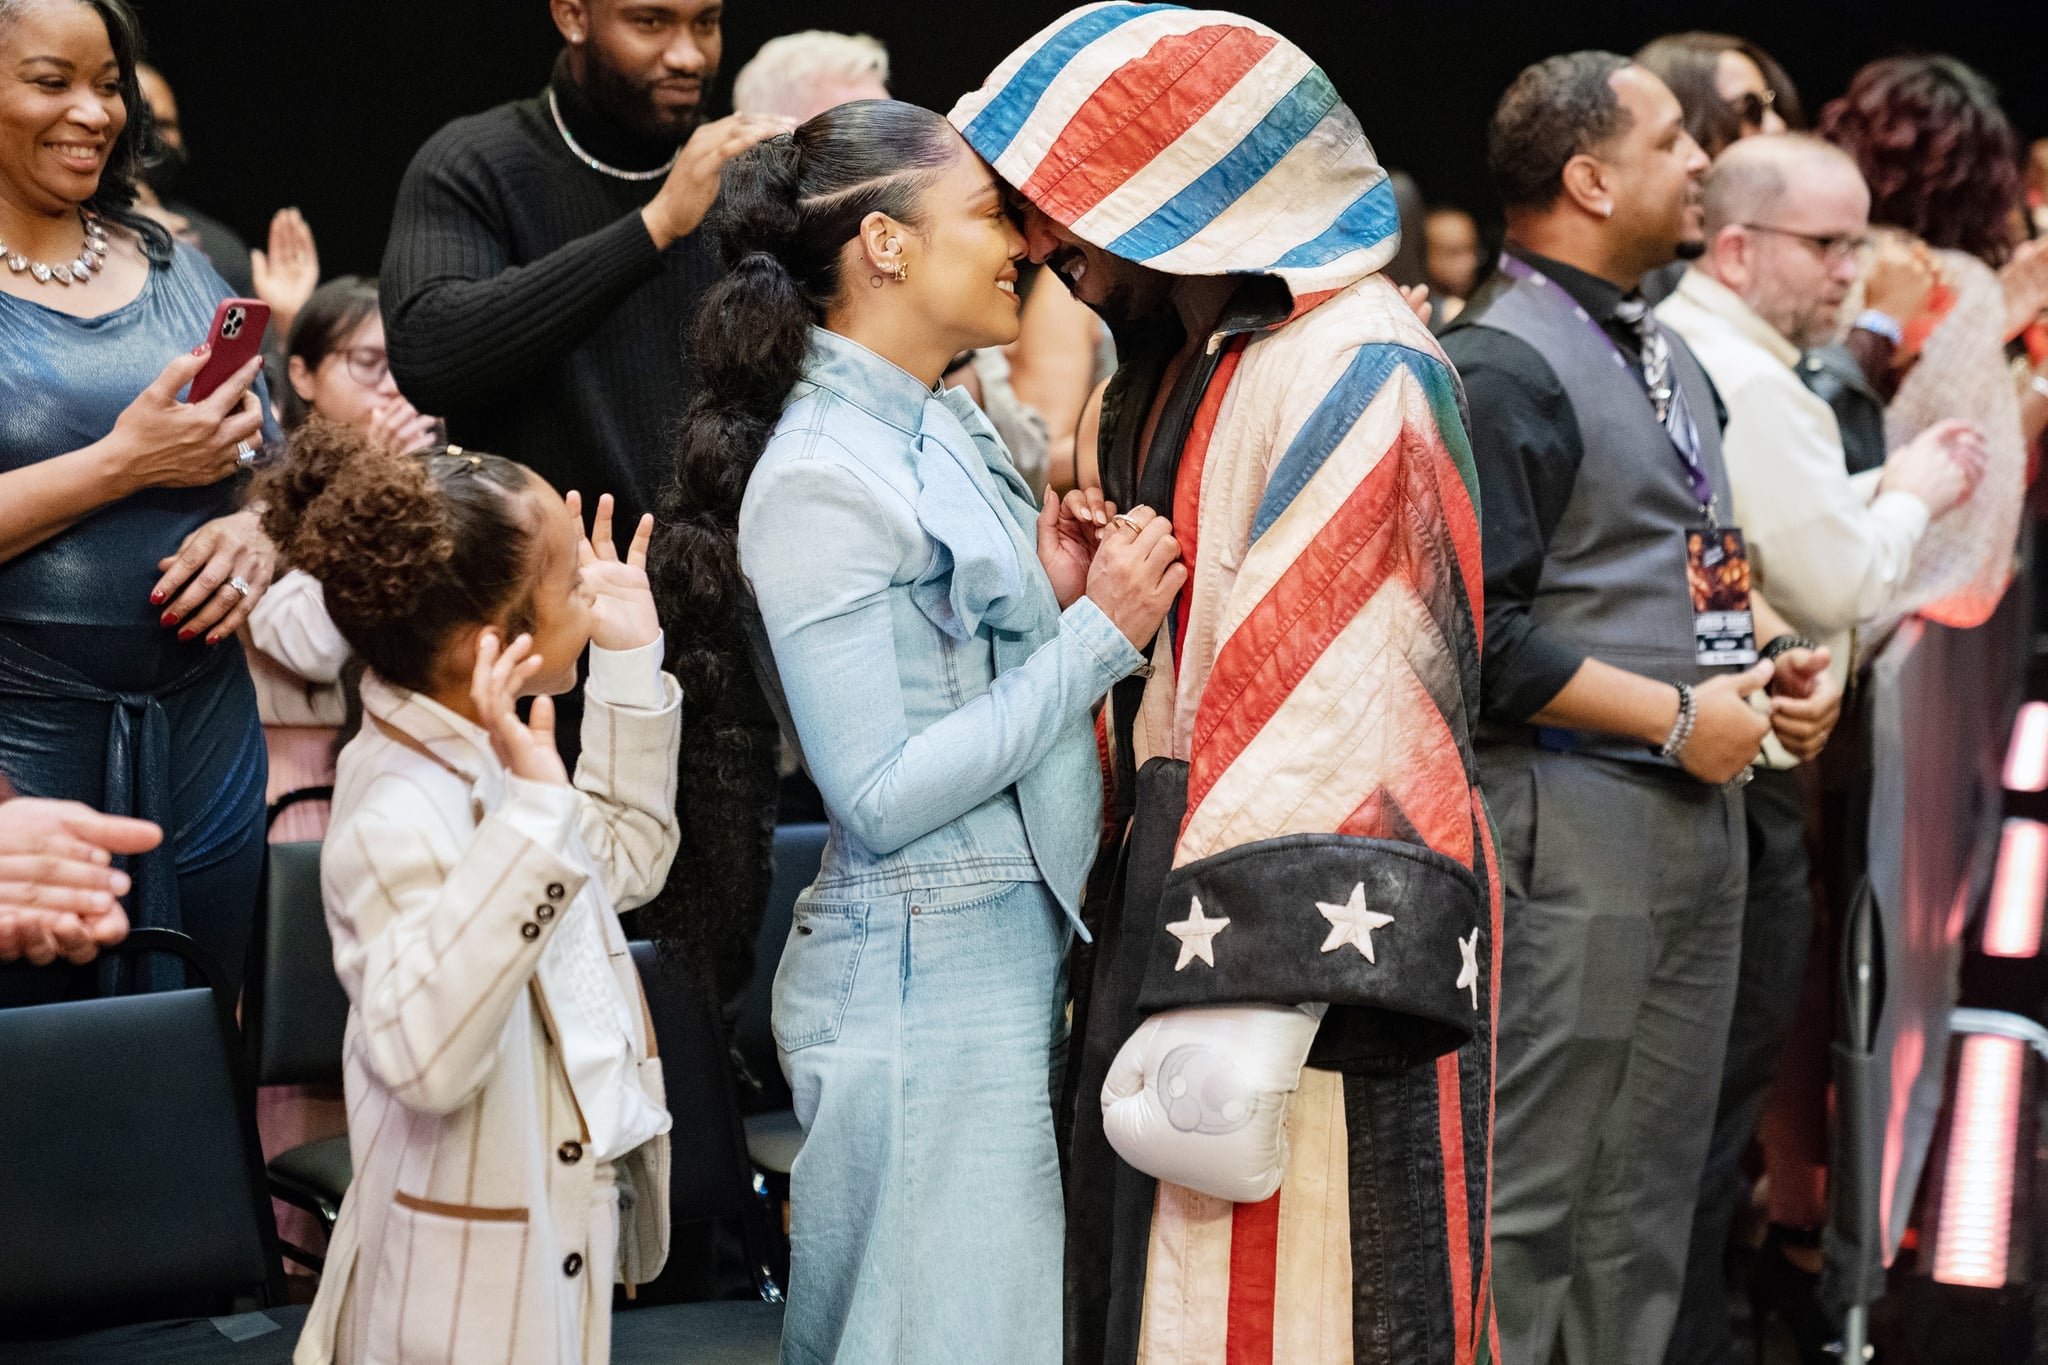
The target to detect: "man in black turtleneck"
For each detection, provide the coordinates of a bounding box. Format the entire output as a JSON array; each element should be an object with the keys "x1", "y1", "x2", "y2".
[{"x1": 382, "y1": 1, "x2": 785, "y2": 551}]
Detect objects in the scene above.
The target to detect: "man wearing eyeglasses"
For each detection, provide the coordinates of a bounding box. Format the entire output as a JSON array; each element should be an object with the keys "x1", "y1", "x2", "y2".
[{"x1": 1654, "y1": 131, "x2": 1986, "y2": 1365}]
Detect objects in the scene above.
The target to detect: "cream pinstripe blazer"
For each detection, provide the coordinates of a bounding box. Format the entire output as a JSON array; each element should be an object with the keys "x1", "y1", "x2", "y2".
[{"x1": 294, "y1": 644, "x2": 681, "y2": 1365}]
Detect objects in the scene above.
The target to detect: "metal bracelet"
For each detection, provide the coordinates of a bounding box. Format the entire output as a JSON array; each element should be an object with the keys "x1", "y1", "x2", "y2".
[
  {"x1": 1658, "y1": 682, "x2": 1697, "y2": 760},
  {"x1": 1759, "y1": 633, "x2": 1820, "y2": 664}
]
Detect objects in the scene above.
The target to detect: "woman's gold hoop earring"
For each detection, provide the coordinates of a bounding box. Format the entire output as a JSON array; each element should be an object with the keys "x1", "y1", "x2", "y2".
[{"x1": 893, "y1": 261, "x2": 909, "y2": 284}]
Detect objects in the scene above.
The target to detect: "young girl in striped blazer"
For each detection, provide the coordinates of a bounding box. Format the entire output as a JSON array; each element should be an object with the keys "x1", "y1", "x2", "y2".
[{"x1": 257, "y1": 421, "x2": 682, "y2": 1365}]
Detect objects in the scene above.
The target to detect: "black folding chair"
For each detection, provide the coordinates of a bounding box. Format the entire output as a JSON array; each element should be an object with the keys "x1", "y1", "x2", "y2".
[
  {"x1": 242, "y1": 787, "x2": 352, "y2": 1271},
  {"x1": 0, "y1": 929, "x2": 304, "y2": 1362},
  {"x1": 735, "y1": 823, "x2": 828, "y2": 1184},
  {"x1": 611, "y1": 941, "x2": 784, "y2": 1363}
]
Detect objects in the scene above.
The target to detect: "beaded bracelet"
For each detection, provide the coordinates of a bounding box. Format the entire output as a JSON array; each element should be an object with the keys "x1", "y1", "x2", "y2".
[{"x1": 1658, "y1": 682, "x2": 1697, "y2": 760}]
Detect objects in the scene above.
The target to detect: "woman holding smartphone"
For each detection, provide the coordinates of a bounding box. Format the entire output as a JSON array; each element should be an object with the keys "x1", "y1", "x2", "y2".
[
  {"x1": 0, "y1": 0, "x2": 278, "y2": 1003},
  {"x1": 652, "y1": 100, "x2": 1183, "y2": 1365}
]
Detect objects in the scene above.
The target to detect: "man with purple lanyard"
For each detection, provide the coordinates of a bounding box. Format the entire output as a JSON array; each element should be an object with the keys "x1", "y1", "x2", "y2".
[{"x1": 1441, "y1": 53, "x2": 1841, "y2": 1365}]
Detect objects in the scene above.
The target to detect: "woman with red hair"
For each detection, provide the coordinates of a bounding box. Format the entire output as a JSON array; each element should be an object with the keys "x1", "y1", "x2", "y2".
[{"x1": 1820, "y1": 55, "x2": 2045, "y2": 635}]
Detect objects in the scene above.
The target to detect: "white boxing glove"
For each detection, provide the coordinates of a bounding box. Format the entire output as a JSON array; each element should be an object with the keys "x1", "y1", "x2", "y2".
[{"x1": 1100, "y1": 1001, "x2": 1326, "y2": 1204}]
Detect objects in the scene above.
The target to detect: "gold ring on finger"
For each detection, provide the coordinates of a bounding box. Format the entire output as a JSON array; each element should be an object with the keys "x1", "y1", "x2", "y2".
[{"x1": 1110, "y1": 513, "x2": 1144, "y2": 535}]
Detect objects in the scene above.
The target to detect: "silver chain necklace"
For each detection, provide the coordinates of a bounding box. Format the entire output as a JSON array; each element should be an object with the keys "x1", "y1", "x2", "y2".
[
  {"x1": 547, "y1": 88, "x2": 678, "y2": 182},
  {"x1": 1, "y1": 207, "x2": 111, "y2": 287}
]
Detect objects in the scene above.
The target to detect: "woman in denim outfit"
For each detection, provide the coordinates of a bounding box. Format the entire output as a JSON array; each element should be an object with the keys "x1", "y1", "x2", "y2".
[{"x1": 653, "y1": 102, "x2": 1184, "y2": 1364}]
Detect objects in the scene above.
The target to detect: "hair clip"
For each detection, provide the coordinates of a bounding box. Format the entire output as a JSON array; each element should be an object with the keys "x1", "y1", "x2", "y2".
[{"x1": 446, "y1": 443, "x2": 464, "y2": 458}]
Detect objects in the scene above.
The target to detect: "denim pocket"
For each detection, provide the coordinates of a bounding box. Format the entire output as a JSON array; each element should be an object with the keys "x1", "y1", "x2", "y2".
[{"x1": 771, "y1": 897, "x2": 869, "y2": 1053}]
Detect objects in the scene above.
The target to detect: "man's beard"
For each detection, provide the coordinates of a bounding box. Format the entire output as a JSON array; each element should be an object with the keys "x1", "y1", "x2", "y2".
[
  {"x1": 1757, "y1": 285, "x2": 1842, "y2": 350},
  {"x1": 585, "y1": 53, "x2": 710, "y2": 145},
  {"x1": 1674, "y1": 238, "x2": 1707, "y2": 261}
]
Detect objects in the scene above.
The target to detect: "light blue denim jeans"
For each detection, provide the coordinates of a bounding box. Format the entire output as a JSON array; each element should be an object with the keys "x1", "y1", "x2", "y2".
[{"x1": 774, "y1": 878, "x2": 1067, "y2": 1365}]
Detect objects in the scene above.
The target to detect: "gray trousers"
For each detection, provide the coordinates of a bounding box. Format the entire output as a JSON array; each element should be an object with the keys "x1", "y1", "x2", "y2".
[
  {"x1": 1663, "y1": 767, "x2": 1814, "y2": 1365},
  {"x1": 1480, "y1": 747, "x2": 1747, "y2": 1365}
]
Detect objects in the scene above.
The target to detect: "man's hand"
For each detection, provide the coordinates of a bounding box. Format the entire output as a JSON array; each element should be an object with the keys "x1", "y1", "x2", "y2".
[
  {"x1": 0, "y1": 799, "x2": 160, "y2": 965},
  {"x1": 1679, "y1": 660, "x2": 1775, "y2": 784},
  {"x1": 642, "y1": 114, "x2": 796, "y2": 250},
  {"x1": 1101, "y1": 1002, "x2": 1323, "y2": 1204},
  {"x1": 1877, "y1": 418, "x2": 1987, "y2": 516},
  {"x1": 1766, "y1": 646, "x2": 1843, "y2": 762}
]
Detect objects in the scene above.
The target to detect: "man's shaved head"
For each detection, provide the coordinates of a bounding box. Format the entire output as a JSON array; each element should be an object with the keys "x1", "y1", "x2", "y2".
[
  {"x1": 1698, "y1": 133, "x2": 1870, "y2": 347},
  {"x1": 1701, "y1": 134, "x2": 1860, "y2": 236}
]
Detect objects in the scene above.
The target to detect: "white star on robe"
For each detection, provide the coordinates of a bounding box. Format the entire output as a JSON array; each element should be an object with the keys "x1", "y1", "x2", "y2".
[
  {"x1": 1165, "y1": 896, "x2": 1230, "y2": 970},
  {"x1": 1456, "y1": 928, "x2": 1481, "y2": 1011},
  {"x1": 1316, "y1": 882, "x2": 1395, "y2": 962}
]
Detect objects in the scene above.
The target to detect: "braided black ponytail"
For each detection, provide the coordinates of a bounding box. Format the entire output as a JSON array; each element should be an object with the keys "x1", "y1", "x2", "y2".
[{"x1": 642, "y1": 100, "x2": 958, "y2": 973}]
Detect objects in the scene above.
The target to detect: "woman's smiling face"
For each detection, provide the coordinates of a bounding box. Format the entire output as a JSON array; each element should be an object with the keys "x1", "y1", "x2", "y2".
[{"x1": 0, "y1": 0, "x2": 123, "y2": 215}]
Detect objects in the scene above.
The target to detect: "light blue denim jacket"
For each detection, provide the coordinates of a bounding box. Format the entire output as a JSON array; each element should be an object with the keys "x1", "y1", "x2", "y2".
[{"x1": 737, "y1": 328, "x2": 1142, "y2": 935}]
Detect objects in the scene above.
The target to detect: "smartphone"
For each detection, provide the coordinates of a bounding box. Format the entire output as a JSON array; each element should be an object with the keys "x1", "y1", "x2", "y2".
[{"x1": 186, "y1": 298, "x2": 271, "y2": 404}]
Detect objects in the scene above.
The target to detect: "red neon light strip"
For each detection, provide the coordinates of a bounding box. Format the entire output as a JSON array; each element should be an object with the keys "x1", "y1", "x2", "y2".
[
  {"x1": 1931, "y1": 1034, "x2": 2024, "y2": 1288},
  {"x1": 1984, "y1": 819, "x2": 2047, "y2": 958},
  {"x1": 2004, "y1": 701, "x2": 2048, "y2": 792}
]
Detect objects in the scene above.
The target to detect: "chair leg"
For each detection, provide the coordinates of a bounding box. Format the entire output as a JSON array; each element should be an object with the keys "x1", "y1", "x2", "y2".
[
  {"x1": 741, "y1": 1171, "x2": 788, "y2": 1303},
  {"x1": 269, "y1": 1180, "x2": 339, "y2": 1275}
]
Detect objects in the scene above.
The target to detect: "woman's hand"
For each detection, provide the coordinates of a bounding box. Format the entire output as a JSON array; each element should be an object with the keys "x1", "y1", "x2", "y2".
[
  {"x1": 106, "y1": 348, "x2": 265, "y2": 495},
  {"x1": 473, "y1": 629, "x2": 569, "y2": 786},
  {"x1": 1085, "y1": 504, "x2": 1188, "y2": 651},
  {"x1": 2000, "y1": 236, "x2": 2048, "y2": 343},
  {"x1": 364, "y1": 396, "x2": 441, "y2": 456},
  {"x1": 1863, "y1": 235, "x2": 1938, "y2": 330},
  {"x1": 0, "y1": 798, "x2": 159, "y2": 965},
  {"x1": 250, "y1": 208, "x2": 321, "y2": 340},
  {"x1": 153, "y1": 508, "x2": 276, "y2": 644},
  {"x1": 1036, "y1": 486, "x2": 1112, "y2": 609},
  {"x1": 1397, "y1": 282, "x2": 1435, "y2": 326},
  {"x1": 570, "y1": 491, "x2": 659, "y2": 653}
]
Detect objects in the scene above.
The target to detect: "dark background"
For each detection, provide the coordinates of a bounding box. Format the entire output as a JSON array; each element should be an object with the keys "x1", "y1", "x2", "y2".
[{"x1": 141, "y1": 1, "x2": 2048, "y2": 278}]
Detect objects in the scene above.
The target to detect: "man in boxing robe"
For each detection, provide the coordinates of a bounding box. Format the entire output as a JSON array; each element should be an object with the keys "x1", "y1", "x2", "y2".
[{"x1": 951, "y1": 8, "x2": 1499, "y2": 1362}]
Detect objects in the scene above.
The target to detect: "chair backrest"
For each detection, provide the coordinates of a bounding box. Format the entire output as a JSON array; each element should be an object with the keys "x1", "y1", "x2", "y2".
[
  {"x1": 0, "y1": 930, "x2": 285, "y2": 1333},
  {"x1": 630, "y1": 940, "x2": 756, "y2": 1229},
  {"x1": 628, "y1": 939, "x2": 788, "y2": 1304},
  {"x1": 735, "y1": 824, "x2": 827, "y2": 1113},
  {"x1": 244, "y1": 839, "x2": 350, "y2": 1088}
]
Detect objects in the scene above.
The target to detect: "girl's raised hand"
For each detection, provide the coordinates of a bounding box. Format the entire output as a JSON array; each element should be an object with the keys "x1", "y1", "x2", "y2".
[
  {"x1": 569, "y1": 490, "x2": 660, "y2": 653},
  {"x1": 472, "y1": 628, "x2": 568, "y2": 786}
]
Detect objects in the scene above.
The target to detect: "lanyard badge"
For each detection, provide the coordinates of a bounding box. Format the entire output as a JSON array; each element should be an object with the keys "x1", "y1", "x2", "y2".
[{"x1": 1687, "y1": 526, "x2": 1758, "y2": 665}]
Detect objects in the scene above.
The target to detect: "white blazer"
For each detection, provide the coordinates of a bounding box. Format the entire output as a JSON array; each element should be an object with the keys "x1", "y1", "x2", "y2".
[{"x1": 295, "y1": 642, "x2": 682, "y2": 1365}]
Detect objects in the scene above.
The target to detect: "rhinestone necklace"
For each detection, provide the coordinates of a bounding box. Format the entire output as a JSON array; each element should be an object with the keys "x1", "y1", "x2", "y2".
[
  {"x1": 547, "y1": 89, "x2": 678, "y2": 182},
  {"x1": 1, "y1": 208, "x2": 111, "y2": 287}
]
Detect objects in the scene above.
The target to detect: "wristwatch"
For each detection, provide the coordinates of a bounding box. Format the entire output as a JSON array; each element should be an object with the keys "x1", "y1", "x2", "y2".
[
  {"x1": 1759, "y1": 633, "x2": 1819, "y2": 663},
  {"x1": 1852, "y1": 309, "x2": 1904, "y2": 345}
]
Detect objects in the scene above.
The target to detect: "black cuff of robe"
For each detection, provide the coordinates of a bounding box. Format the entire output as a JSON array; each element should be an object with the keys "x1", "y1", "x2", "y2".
[{"x1": 1134, "y1": 834, "x2": 1483, "y2": 1074}]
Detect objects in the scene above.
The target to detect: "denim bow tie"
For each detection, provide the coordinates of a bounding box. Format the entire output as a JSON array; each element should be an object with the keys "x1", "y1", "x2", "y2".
[{"x1": 908, "y1": 387, "x2": 1045, "y2": 641}]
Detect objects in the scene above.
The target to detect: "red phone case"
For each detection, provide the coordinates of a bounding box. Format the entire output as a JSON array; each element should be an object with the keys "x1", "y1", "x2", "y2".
[{"x1": 186, "y1": 298, "x2": 271, "y2": 404}]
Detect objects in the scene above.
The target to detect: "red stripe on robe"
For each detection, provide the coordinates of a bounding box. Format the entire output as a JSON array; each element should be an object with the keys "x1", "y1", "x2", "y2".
[
  {"x1": 1184, "y1": 434, "x2": 1406, "y2": 819},
  {"x1": 1225, "y1": 1192, "x2": 1281, "y2": 1364},
  {"x1": 1437, "y1": 1052, "x2": 1475, "y2": 1365},
  {"x1": 1170, "y1": 339, "x2": 1247, "y2": 671},
  {"x1": 1023, "y1": 25, "x2": 1278, "y2": 223}
]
